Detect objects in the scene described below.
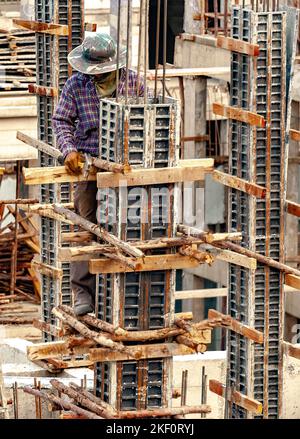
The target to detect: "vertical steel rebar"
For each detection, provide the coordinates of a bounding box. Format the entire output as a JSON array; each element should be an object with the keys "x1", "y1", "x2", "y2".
[
  {"x1": 13, "y1": 382, "x2": 18, "y2": 419},
  {"x1": 144, "y1": 0, "x2": 149, "y2": 104},
  {"x1": 201, "y1": 367, "x2": 207, "y2": 418},
  {"x1": 162, "y1": 0, "x2": 167, "y2": 103},
  {"x1": 181, "y1": 370, "x2": 188, "y2": 406},
  {"x1": 154, "y1": 0, "x2": 161, "y2": 100},
  {"x1": 125, "y1": 0, "x2": 132, "y2": 104},
  {"x1": 10, "y1": 162, "x2": 21, "y2": 297},
  {"x1": 136, "y1": 0, "x2": 144, "y2": 98},
  {"x1": 116, "y1": 0, "x2": 121, "y2": 103}
]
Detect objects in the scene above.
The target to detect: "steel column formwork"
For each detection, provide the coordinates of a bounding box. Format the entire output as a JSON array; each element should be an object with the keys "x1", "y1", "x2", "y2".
[
  {"x1": 227, "y1": 6, "x2": 298, "y2": 419},
  {"x1": 95, "y1": 96, "x2": 180, "y2": 410},
  {"x1": 35, "y1": 0, "x2": 84, "y2": 341}
]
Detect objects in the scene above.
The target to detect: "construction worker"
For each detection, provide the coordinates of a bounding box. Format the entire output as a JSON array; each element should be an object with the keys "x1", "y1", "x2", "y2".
[{"x1": 52, "y1": 33, "x2": 144, "y2": 316}]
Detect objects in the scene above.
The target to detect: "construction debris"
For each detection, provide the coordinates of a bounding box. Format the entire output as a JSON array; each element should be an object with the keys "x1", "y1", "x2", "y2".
[{"x1": 0, "y1": 29, "x2": 36, "y2": 91}]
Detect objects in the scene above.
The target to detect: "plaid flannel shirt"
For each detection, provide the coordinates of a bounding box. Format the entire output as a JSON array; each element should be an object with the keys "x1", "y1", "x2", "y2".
[{"x1": 52, "y1": 68, "x2": 144, "y2": 159}]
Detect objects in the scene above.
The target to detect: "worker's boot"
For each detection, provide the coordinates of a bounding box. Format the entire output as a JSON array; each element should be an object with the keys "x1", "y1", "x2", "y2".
[{"x1": 74, "y1": 302, "x2": 94, "y2": 316}]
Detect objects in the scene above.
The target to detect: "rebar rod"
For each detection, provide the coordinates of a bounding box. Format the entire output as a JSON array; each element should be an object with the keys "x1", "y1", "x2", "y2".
[
  {"x1": 136, "y1": 0, "x2": 144, "y2": 98},
  {"x1": 125, "y1": 0, "x2": 132, "y2": 104},
  {"x1": 154, "y1": 0, "x2": 161, "y2": 100},
  {"x1": 144, "y1": 0, "x2": 149, "y2": 104},
  {"x1": 162, "y1": 0, "x2": 167, "y2": 103},
  {"x1": 116, "y1": 0, "x2": 121, "y2": 102}
]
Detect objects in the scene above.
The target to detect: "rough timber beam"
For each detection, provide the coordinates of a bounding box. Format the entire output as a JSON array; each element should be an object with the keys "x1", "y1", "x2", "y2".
[
  {"x1": 217, "y1": 36, "x2": 260, "y2": 56},
  {"x1": 286, "y1": 200, "x2": 300, "y2": 217},
  {"x1": 212, "y1": 170, "x2": 266, "y2": 198},
  {"x1": 23, "y1": 159, "x2": 214, "y2": 186},
  {"x1": 27, "y1": 341, "x2": 202, "y2": 363},
  {"x1": 209, "y1": 380, "x2": 263, "y2": 415},
  {"x1": 213, "y1": 103, "x2": 266, "y2": 127},
  {"x1": 89, "y1": 249, "x2": 256, "y2": 274},
  {"x1": 31, "y1": 259, "x2": 63, "y2": 280},
  {"x1": 96, "y1": 160, "x2": 214, "y2": 188},
  {"x1": 208, "y1": 309, "x2": 264, "y2": 344},
  {"x1": 290, "y1": 129, "x2": 300, "y2": 141},
  {"x1": 283, "y1": 342, "x2": 300, "y2": 360},
  {"x1": 28, "y1": 84, "x2": 58, "y2": 97},
  {"x1": 285, "y1": 274, "x2": 300, "y2": 290},
  {"x1": 13, "y1": 19, "x2": 69, "y2": 36},
  {"x1": 89, "y1": 254, "x2": 200, "y2": 274},
  {"x1": 23, "y1": 166, "x2": 96, "y2": 185}
]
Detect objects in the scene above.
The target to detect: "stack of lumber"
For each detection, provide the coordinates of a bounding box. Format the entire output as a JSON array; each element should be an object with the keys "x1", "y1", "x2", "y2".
[
  {"x1": 24, "y1": 379, "x2": 211, "y2": 419},
  {"x1": 0, "y1": 301, "x2": 40, "y2": 325},
  {"x1": 0, "y1": 29, "x2": 36, "y2": 91},
  {"x1": 0, "y1": 206, "x2": 40, "y2": 306}
]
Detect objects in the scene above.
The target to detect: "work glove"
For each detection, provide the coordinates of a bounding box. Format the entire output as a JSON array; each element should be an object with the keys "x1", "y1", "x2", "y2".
[{"x1": 64, "y1": 151, "x2": 84, "y2": 176}]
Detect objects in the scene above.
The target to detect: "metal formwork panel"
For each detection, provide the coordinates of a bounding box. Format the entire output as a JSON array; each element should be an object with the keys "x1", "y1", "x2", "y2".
[
  {"x1": 95, "y1": 96, "x2": 179, "y2": 410},
  {"x1": 35, "y1": 0, "x2": 84, "y2": 340},
  {"x1": 227, "y1": 6, "x2": 298, "y2": 419}
]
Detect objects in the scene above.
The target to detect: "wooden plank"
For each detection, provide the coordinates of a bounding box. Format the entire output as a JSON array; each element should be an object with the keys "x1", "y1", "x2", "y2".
[
  {"x1": 176, "y1": 285, "x2": 299, "y2": 300},
  {"x1": 13, "y1": 19, "x2": 69, "y2": 36},
  {"x1": 214, "y1": 248, "x2": 257, "y2": 269},
  {"x1": 213, "y1": 103, "x2": 266, "y2": 127},
  {"x1": 97, "y1": 162, "x2": 213, "y2": 188},
  {"x1": 28, "y1": 84, "x2": 58, "y2": 97},
  {"x1": 217, "y1": 36, "x2": 259, "y2": 56},
  {"x1": 84, "y1": 23, "x2": 97, "y2": 32},
  {"x1": 20, "y1": 202, "x2": 74, "y2": 212},
  {"x1": 208, "y1": 309, "x2": 264, "y2": 344},
  {"x1": 209, "y1": 380, "x2": 262, "y2": 415},
  {"x1": 290, "y1": 129, "x2": 300, "y2": 141},
  {"x1": 88, "y1": 343, "x2": 195, "y2": 363},
  {"x1": 175, "y1": 288, "x2": 228, "y2": 300},
  {"x1": 283, "y1": 341, "x2": 300, "y2": 360},
  {"x1": 89, "y1": 254, "x2": 200, "y2": 274},
  {"x1": 286, "y1": 200, "x2": 300, "y2": 217},
  {"x1": 213, "y1": 170, "x2": 266, "y2": 198},
  {"x1": 31, "y1": 259, "x2": 63, "y2": 279},
  {"x1": 286, "y1": 274, "x2": 300, "y2": 290},
  {"x1": 23, "y1": 166, "x2": 96, "y2": 185}
]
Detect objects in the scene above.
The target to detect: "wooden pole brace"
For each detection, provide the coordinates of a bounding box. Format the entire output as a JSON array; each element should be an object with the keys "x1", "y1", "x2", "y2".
[
  {"x1": 213, "y1": 103, "x2": 266, "y2": 127},
  {"x1": 13, "y1": 19, "x2": 69, "y2": 36},
  {"x1": 31, "y1": 258, "x2": 63, "y2": 280},
  {"x1": 28, "y1": 84, "x2": 58, "y2": 98},
  {"x1": 286, "y1": 200, "x2": 300, "y2": 217},
  {"x1": 208, "y1": 309, "x2": 264, "y2": 344},
  {"x1": 290, "y1": 129, "x2": 300, "y2": 141},
  {"x1": 209, "y1": 380, "x2": 263, "y2": 415},
  {"x1": 212, "y1": 170, "x2": 266, "y2": 198},
  {"x1": 283, "y1": 341, "x2": 300, "y2": 360},
  {"x1": 17, "y1": 132, "x2": 63, "y2": 162},
  {"x1": 217, "y1": 36, "x2": 260, "y2": 56}
]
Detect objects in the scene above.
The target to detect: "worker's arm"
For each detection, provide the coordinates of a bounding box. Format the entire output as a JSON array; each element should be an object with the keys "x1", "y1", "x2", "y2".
[
  {"x1": 52, "y1": 79, "x2": 78, "y2": 160},
  {"x1": 52, "y1": 79, "x2": 83, "y2": 175}
]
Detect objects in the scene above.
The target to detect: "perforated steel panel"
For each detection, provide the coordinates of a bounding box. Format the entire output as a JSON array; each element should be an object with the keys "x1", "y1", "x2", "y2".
[
  {"x1": 227, "y1": 6, "x2": 298, "y2": 419},
  {"x1": 95, "y1": 96, "x2": 179, "y2": 409},
  {"x1": 35, "y1": 0, "x2": 84, "y2": 340}
]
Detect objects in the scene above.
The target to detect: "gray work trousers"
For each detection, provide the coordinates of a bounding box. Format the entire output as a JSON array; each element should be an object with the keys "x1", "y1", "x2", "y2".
[{"x1": 71, "y1": 181, "x2": 98, "y2": 308}]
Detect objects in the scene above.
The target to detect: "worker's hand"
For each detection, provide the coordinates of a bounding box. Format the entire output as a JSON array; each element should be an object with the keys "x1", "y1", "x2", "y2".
[{"x1": 64, "y1": 151, "x2": 84, "y2": 176}]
